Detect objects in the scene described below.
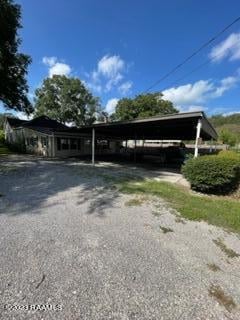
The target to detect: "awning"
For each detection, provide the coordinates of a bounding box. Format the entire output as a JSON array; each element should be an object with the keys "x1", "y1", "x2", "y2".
[{"x1": 65, "y1": 111, "x2": 217, "y2": 141}]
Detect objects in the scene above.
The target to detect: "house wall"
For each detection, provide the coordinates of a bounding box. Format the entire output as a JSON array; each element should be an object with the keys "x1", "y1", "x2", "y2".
[
  {"x1": 24, "y1": 128, "x2": 52, "y2": 156},
  {"x1": 53, "y1": 136, "x2": 120, "y2": 158},
  {"x1": 5, "y1": 124, "x2": 52, "y2": 157},
  {"x1": 5, "y1": 121, "x2": 121, "y2": 158},
  {"x1": 4, "y1": 122, "x2": 25, "y2": 144}
]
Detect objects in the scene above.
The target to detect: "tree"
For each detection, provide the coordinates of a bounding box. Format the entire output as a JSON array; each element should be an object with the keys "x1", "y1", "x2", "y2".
[
  {"x1": 219, "y1": 128, "x2": 237, "y2": 147},
  {"x1": 110, "y1": 93, "x2": 178, "y2": 121},
  {"x1": 0, "y1": 0, "x2": 32, "y2": 113},
  {"x1": 34, "y1": 75, "x2": 100, "y2": 126},
  {"x1": 0, "y1": 112, "x2": 14, "y2": 129}
]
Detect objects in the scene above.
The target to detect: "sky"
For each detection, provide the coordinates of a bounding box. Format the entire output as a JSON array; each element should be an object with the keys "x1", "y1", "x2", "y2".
[{"x1": 2, "y1": 0, "x2": 240, "y2": 118}]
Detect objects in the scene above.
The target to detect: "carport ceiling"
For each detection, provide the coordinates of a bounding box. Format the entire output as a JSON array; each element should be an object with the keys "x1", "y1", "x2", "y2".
[{"x1": 71, "y1": 111, "x2": 217, "y2": 141}]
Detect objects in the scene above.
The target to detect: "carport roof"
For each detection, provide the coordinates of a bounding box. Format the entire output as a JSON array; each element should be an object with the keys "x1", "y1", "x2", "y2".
[{"x1": 65, "y1": 111, "x2": 217, "y2": 141}]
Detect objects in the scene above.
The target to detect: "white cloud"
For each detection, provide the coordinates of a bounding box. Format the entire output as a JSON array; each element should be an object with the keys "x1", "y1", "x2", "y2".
[
  {"x1": 163, "y1": 80, "x2": 213, "y2": 105},
  {"x1": 118, "y1": 81, "x2": 133, "y2": 94},
  {"x1": 15, "y1": 112, "x2": 33, "y2": 120},
  {"x1": 42, "y1": 56, "x2": 57, "y2": 67},
  {"x1": 105, "y1": 98, "x2": 119, "y2": 114},
  {"x1": 209, "y1": 33, "x2": 240, "y2": 62},
  {"x1": 98, "y1": 55, "x2": 125, "y2": 79},
  {"x1": 86, "y1": 54, "x2": 132, "y2": 93},
  {"x1": 213, "y1": 76, "x2": 238, "y2": 97},
  {"x1": 181, "y1": 105, "x2": 206, "y2": 112},
  {"x1": 163, "y1": 76, "x2": 238, "y2": 106},
  {"x1": 42, "y1": 56, "x2": 72, "y2": 77}
]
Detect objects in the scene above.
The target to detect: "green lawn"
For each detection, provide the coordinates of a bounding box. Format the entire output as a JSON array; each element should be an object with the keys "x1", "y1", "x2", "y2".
[
  {"x1": 0, "y1": 143, "x2": 12, "y2": 155},
  {"x1": 118, "y1": 179, "x2": 240, "y2": 233}
]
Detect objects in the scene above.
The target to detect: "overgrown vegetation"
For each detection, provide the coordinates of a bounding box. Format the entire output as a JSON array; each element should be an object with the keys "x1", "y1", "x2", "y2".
[
  {"x1": 210, "y1": 113, "x2": 240, "y2": 147},
  {"x1": 118, "y1": 179, "x2": 240, "y2": 233},
  {"x1": 182, "y1": 151, "x2": 240, "y2": 195},
  {"x1": 0, "y1": 130, "x2": 11, "y2": 155}
]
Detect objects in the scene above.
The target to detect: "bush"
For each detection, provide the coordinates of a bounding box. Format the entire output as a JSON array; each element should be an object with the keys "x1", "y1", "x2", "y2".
[
  {"x1": 8, "y1": 142, "x2": 26, "y2": 153},
  {"x1": 0, "y1": 130, "x2": 5, "y2": 144},
  {"x1": 218, "y1": 150, "x2": 240, "y2": 160},
  {"x1": 182, "y1": 154, "x2": 240, "y2": 195}
]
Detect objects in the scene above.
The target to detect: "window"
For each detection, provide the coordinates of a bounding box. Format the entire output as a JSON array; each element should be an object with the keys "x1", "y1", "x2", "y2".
[
  {"x1": 57, "y1": 138, "x2": 69, "y2": 150},
  {"x1": 61, "y1": 138, "x2": 69, "y2": 150},
  {"x1": 96, "y1": 140, "x2": 109, "y2": 150},
  {"x1": 70, "y1": 138, "x2": 77, "y2": 150},
  {"x1": 84, "y1": 139, "x2": 91, "y2": 145},
  {"x1": 41, "y1": 137, "x2": 48, "y2": 148},
  {"x1": 77, "y1": 139, "x2": 81, "y2": 150},
  {"x1": 28, "y1": 136, "x2": 38, "y2": 147}
]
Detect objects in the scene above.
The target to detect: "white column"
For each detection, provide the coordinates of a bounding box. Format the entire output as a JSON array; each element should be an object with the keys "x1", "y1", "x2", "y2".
[
  {"x1": 194, "y1": 119, "x2": 202, "y2": 158},
  {"x1": 134, "y1": 135, "x2": 137, "y2": 162},
  {"x1": 92, "y1": 128, "x2": 95, "y2": 165}
]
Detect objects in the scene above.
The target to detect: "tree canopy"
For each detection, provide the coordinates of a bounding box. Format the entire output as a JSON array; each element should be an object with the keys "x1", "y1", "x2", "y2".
[
  {"x1": 110, "y1": 93, "x2": 178, "y2": 121},
  {"x1": 210, "y1": 113, "x2": 240, "y2": 146},
  {"x1": 0, "y1": 0, "x2": 32, "y2": 113},
  {"x1": 34, "y1": 75, "x2": 100, "y2": 126}
]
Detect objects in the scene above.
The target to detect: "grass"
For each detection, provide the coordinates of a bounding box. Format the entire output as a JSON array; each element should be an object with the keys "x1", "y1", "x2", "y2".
[
  {"x1": 125, "y1": 198, "x2": 145, "y2": 206},
  {"x1": 208, "y1": 284, "x2": 236, "y2": 312},
  {"x1": 159, "y1": 226, "x2": 173, "y2": 233},
  {"x1": 213, "y1": 238, "x2": 240, "y2": 258},
  {"x1": 118, "y1": 179, "x2": 240, "y2": 233},
  {"x1": 0, "y1": 142, "x2": 12, "y2": 155}
]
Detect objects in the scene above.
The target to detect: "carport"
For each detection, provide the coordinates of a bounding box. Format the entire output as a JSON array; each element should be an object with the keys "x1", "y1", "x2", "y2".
[{"x1": 77, "y1": 111, "x2": 217, "y2": 165}]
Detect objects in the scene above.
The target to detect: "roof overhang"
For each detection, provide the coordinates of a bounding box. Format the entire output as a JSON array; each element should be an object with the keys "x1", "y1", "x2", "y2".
[{"x1": 69, "y1": 111, "x2": 218, "y2": 141}]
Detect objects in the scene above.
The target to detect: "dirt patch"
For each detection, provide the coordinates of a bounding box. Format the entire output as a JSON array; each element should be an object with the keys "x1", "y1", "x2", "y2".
[
  {"x1": 207, "y1": 263, "x2": 221, "y2": 272},
  {"x1": 213, "y1": 238, "x2": 240, "y2": 258},
  {"x1": 209, "y1": 284, "x2": 237, "y2": 312}
]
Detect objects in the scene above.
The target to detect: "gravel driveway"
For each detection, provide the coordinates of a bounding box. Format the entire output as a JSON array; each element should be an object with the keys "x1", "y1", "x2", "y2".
[{"x1": 0, "y1": 156, "x2": 240, "y2": 320}]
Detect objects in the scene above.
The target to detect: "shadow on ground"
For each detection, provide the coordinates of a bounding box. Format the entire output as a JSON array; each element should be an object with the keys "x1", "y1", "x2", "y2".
[{"x1": 0, "y1": 155, "x2": 182, "y2": 216}]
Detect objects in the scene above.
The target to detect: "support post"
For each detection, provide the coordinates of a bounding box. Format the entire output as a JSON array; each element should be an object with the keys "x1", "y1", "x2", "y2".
[
  {"x1": 194, "y1": 119, "x2": 202, "y2": 158},
  {"x1": 92, "y1": 128, "x2": 95, "y2": 165},
  {"x1": 209, "y1": 138, "x2": 213, "y2": 153},
  {"x1": 134, "y1": 134, "x2": 137, "y2": 163}
]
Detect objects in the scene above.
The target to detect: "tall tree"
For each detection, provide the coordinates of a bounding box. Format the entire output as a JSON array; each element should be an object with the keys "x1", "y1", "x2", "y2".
[
  {"x1": 0, "y1": 0, "x2": 32, "y2": 113},
  {"x1": 111, "y1": 93, "x2": 178, "y2": 121},
  {"x1": 34, "y1": 75, "x2": 100, "y2": 126}
]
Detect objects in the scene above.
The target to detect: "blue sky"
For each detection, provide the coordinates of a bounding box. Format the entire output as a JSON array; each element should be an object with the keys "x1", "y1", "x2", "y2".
[{"x1": 3, "y1": 0, "x2": 240, "y2": 117}]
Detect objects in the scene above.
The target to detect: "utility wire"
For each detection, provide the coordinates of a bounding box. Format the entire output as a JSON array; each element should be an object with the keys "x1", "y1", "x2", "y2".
[
  {"x1": 145, "y1": 16, "x2": 240, "y2": 93},
  {"x1": 160, "y1": 50, "x2": 226, "y2": 93}
]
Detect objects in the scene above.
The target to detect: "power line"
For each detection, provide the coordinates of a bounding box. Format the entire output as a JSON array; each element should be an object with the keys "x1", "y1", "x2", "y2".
[
  {"x1": 144, "y1": 16, "x2": 240, "y2": 93},
  {"x1": 160, "y1": 49, "x2": 226, "y2": 93}
]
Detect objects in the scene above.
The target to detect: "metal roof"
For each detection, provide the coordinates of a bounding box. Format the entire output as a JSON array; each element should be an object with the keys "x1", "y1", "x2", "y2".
[
  {"x1": 65, "y1": 111, "x2": 218, "y2": 141},
  {"x1": 8, "y1": 112, "x2": 218, "y2": 141}
]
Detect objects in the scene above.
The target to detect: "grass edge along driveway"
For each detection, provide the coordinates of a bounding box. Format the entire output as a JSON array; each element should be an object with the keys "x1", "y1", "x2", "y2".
[{"x1": 118, "y1": 179, "x2": 240, "y2": 234}]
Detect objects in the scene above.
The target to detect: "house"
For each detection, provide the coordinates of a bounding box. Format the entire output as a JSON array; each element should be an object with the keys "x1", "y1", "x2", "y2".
[
  {"x1": 4, "y1": 111, "x2": 218, "y2": 160},
  {"x1": 4, "y1": 115, "x2": 119, "y2": 157}
]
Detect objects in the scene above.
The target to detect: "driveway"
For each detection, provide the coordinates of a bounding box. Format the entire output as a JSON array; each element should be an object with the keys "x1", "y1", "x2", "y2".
[{"x1": 0, "y1": 156, "x2": 240, "y2": 320}]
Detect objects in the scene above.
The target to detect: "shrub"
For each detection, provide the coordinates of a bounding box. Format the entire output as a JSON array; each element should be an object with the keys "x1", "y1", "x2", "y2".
[
  {"x1": 0, "y1": 130, "x2": 5, "y2": 144},
  {"x1": 218, "y1": 150, "x2": 240, "y2": 161},
  {"x1": 182, "y1": 154, "x2": 240, "y2": 195}
]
